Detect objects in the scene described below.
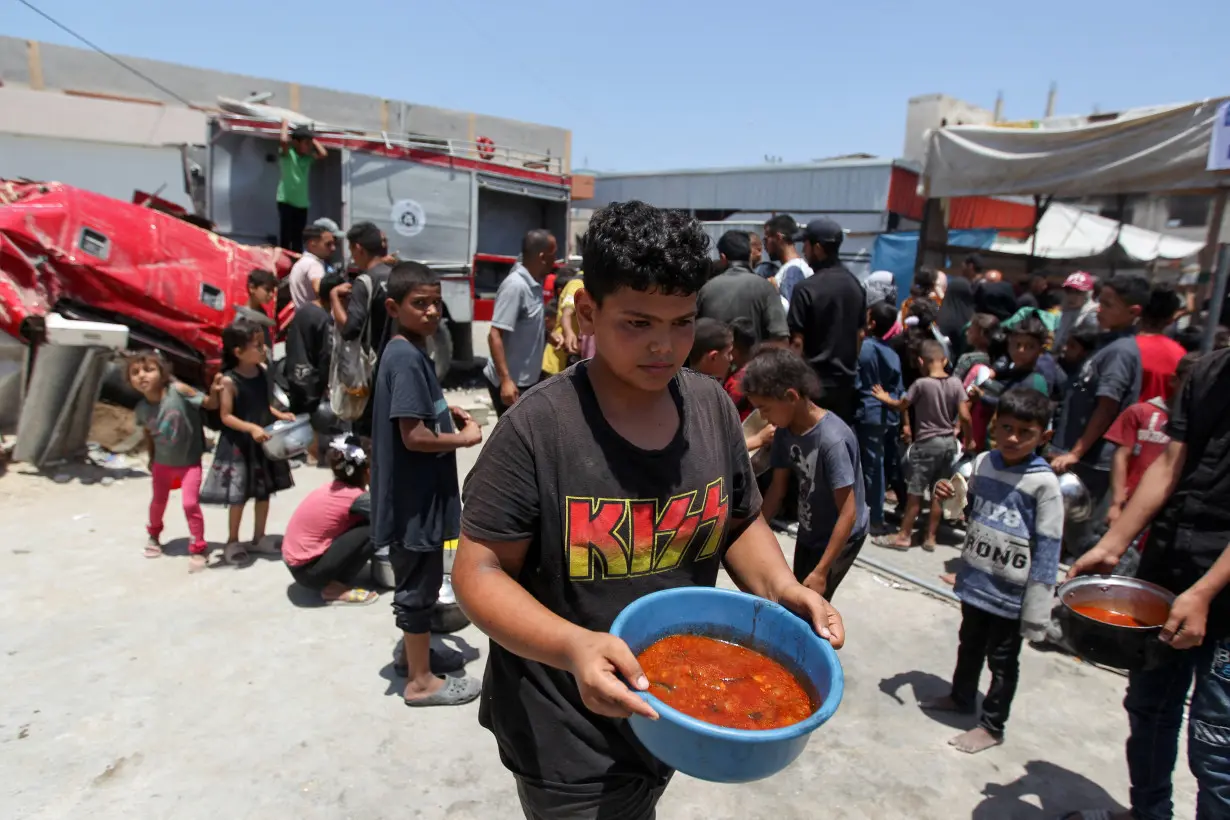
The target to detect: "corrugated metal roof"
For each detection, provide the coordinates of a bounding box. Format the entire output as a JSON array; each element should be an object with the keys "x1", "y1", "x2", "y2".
[
  {"x1": 591, "y1": 160, "x2": 899, "y2": 213},
  {"x1": 593, "y1": 157, "x2": 897, "y2": 179}
]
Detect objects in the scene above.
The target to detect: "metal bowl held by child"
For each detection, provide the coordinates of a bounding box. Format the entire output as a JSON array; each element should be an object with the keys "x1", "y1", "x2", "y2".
[
  {"x1": 261, "y1": 414, "x2": 313, "y2": 461},
  {"x1": 1058, "y1": 575, "x2": 1177, "y2": 671},
  {"x1": 609, "y1": 587, "x2": 844, "y2": 783},
  {"x1": 1057, "y1": 471, "x2": 1093, "y2": 523}
]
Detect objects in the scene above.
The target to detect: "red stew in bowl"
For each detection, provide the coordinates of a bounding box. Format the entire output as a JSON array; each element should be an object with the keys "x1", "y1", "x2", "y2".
[
  {"x1": 1070, "y1": 604, "x2": 1161, "y2": 628},
  {"x1": 637, "y1": 635, "x2": 815, "y2": 730}
]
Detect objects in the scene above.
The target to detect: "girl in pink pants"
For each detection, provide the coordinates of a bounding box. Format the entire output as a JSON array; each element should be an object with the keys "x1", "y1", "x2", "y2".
[{"x1": 127, "y1": 351, "x2": 219, "y2": 572}]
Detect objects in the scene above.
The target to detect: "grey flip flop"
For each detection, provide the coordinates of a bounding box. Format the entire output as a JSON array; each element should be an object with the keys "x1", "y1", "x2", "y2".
[{"x1": 404, "y1": 675, "x2": 481, "y2": 708}]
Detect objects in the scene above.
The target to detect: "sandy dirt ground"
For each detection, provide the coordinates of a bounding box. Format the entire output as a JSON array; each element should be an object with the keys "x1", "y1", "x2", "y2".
[{"x1": 0, "y1": 387, "x2": 1199, "y2": 819}]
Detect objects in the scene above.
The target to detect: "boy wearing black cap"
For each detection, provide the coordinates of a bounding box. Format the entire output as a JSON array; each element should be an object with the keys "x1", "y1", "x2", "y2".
[
  {"x1": 277, "y1": 120, "x2": 327, "y2": 252},
  {"x1": 787, "y1": 218, "x2": 867, "y2": 424},
  {"x1": 453, "y1": 200, "x2": 845, "y2": 819}
]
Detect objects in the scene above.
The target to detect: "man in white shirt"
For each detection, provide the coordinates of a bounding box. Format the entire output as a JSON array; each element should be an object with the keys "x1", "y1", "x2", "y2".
[
  {"x1": 764, "y1": 214, "x2": 813, "y2": 309},
  {"x1": 288, "y1": 224, "x2": 337, "y2": 310}
]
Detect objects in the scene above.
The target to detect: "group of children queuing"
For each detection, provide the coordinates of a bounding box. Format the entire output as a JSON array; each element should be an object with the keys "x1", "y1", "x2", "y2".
[
  {"x1": 678, "y1": 256, "x2": 1210, "y2": 764},
  {"x1": 121, "y1": 196, "x2": 1223, "y2": 817}
]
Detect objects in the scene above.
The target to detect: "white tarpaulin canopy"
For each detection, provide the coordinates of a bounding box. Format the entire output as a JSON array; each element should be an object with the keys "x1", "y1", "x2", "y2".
[
  {"x1": 989, "y1": 201, "x2": 1205, "y2": 261},
  {"x1": 921, "y1": 98, "x2": 1230, "y2": 198}
]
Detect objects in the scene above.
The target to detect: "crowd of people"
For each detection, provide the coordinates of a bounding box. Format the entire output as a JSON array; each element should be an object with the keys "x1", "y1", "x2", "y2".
[{"x1": 122, "y1": 189, "x2": 1230, "y2": 818}]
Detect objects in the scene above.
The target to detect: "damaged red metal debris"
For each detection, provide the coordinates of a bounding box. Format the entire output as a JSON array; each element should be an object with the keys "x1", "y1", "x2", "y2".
[{"x1": 0, "y1": 179, "x2": 293, "y2": 386}]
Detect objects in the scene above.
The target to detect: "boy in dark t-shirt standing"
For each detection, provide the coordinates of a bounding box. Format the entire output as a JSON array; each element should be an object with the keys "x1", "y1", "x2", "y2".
[
  {"x1": 454, "y1": 201, "x2": 845, "y2": 819},
  {"x1": 371, "y1": 262, "x2": 483, "y2": 707},
  {"x1": 1051, "y1": 273, "x2": 1148, "y2": 559}
]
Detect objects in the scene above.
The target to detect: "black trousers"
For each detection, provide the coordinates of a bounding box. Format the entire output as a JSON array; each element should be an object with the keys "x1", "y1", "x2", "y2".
[
  {"x1": 288, "y1": 525, "x2": 373, "y2": 591},
  {"x1": 817, "y1": 378, "x2": 856, "y2": 426},
  {"x1": 390, "y1": 547, "x2": 443, "y2": 634},
  {"x1": 278, "y1": 202, "x2": 308, "y2": 253},
  {"x1": 950, "y1": 602, "x2": 1023, "y2": 737},
  {"x1": 792, "y1": 533, "x2": 866, "y2": 602},
  {"x1": 515, "y1": 775, "x2": 670, "y2": 820}
]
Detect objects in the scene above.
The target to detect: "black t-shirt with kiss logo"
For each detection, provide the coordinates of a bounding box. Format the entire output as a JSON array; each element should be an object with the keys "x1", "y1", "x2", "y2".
[{"x1": 460, "y1": 363, "x2": 761, "y2": 786}]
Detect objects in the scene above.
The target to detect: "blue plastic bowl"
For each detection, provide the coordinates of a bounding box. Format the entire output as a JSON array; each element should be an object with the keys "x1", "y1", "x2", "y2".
[{"x1": 608, "y1": 586, "x2": 843, "y2": 783}]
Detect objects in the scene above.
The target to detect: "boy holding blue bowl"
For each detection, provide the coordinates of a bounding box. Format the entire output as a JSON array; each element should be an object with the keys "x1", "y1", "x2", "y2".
[{"x1": 453, "y1": 201, "x2": 845, "y2": 819}]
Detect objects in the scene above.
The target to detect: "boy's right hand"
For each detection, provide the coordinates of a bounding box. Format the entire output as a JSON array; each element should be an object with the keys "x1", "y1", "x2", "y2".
[
  {"x1": 251, "y1": 425, "x2": 271, "y2": 443},
  {"x1": 933, "y1": 479, "x2": 955, "y2": 500},
  {"x1": 565, "y1": 631, "x2": 659, "y2": 721},
  {"x1": 459, "y1": 420, "x2": 483, "y2": 447}
]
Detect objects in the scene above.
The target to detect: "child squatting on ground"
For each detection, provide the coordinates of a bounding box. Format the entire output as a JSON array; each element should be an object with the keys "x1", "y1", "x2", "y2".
[
  {"x1": 127, "y1": 350, "x2": 219, "y2": 572},
  {"x1": 872, "y1": 339, "x2": 973, "y2": 552},
  {"x1": 452, "y1": 200, "x2": 844, "y2": 820},
  {"x1": 281, "y1": 435, "x2": 379, "y2": 606},
  {"x1": 200, "y1": 318, "x2": 296, "y2": 565},
  {"x1": 370, "y1": 261, "x2": 484, "y2": 707},
  {"x1": 926, "y1": 387, "x2": 1064, "y2": 754},
  {"x1": 745, "y1": 347, "x2": 869, "y2": 602}
]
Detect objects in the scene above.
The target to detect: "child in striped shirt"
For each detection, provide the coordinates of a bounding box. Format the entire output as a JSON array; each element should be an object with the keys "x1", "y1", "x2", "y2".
[{"x1": 924, "y1": 386, "x2": 1065, "y2": 754}]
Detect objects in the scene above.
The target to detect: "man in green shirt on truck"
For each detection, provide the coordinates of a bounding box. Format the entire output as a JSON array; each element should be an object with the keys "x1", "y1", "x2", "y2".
[{"x1": 278, "y1": 121, "x2": 327, "y2": 252}]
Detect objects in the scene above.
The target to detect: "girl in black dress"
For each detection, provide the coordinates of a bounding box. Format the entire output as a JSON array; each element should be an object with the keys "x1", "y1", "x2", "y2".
[{"x1": 201, "y1": 319, "x2": 296, "y2": 564}]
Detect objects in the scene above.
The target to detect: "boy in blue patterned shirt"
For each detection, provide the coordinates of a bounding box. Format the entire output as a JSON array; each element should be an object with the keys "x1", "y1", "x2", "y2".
[{"x1": 925, "y1": 387, "x2": 1065, "y2": 754}]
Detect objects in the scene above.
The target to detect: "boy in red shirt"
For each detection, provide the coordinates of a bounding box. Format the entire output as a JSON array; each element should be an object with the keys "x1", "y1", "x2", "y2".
[
  {"x1": 1105, "y1": 352, "x2": 1199, "y2": 531},
  {"x1": 724, "y1": 317, "x2": 758, "y2": 420},
  {"x1": 1135, "y1": 283, "x2": 1186, "y2": 403}
]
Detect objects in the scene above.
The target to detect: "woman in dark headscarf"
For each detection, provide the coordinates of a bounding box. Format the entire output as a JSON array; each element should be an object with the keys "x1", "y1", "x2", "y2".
[
  {"x1": 937, "y1": 268, "x2": 977, "y2": 359},
  {"x1": 973, "y1": 270, "x2": 1019, "y2": 322}
]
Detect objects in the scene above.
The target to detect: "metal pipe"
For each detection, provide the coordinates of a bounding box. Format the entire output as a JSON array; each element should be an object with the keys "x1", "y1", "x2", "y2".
[
  {"x1": 1203, "y1": 244, "x2": 1230, "y2": 354},
  {"x1": 853, "y1": 554, "x2": 959, "y2": 603}
]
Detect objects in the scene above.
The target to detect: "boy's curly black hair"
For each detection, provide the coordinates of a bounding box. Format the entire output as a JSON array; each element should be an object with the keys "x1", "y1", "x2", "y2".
[
  {"x1": 740, "y1": 347, "x2": 820, "y2": 401},
  {"x1": 580, "y1": 201, "x2": 711, "y2": 304}
]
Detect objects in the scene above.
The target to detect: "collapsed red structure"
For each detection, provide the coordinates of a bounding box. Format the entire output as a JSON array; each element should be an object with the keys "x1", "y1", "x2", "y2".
[{"x1": 0, "y1": 180, "x2": 293, "y2": 386}]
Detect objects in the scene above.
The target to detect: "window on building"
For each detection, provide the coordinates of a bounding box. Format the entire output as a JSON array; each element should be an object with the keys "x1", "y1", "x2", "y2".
[{"x1": 1166, "y1": 195, "x2": 1210, "y2": 229}]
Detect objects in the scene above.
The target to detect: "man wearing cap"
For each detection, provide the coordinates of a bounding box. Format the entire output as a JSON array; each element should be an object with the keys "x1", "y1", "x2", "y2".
[
  {"x1": 1053, "y1": 271, "x2": 1099, "y2": 352},
  {"x1": 278, "y1": 120, "x2": 327, "y2": 253},
  {"x1": 764, "y1": 214, "x2": 812, "y2": 307},
  {"x1": 287, "y1": 225, "x2": 337, "y2": 311},
  {"x1": 312, "y1": 217, "x2": 347, "y2": 276},
  {"x1": 787, "y1": 218, "x2": 867, "y2": 424}
]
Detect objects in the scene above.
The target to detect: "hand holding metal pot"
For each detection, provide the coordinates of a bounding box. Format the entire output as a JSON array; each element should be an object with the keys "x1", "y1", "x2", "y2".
[{"x1": 1160, "y1": 588, "x2": 1211, "y2": 650}]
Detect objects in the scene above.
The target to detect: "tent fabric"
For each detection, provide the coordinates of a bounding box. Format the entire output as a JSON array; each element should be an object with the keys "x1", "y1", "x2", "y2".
[
  {"x1": 870, "y1": 230, "x2": 996, "y2": 296},
  {"x1": 990, "y1": 202, "x2": 1205, "y2": 262},
  {"x1": 921, "y1": 98, "x2": 1230, "y2": 198}
]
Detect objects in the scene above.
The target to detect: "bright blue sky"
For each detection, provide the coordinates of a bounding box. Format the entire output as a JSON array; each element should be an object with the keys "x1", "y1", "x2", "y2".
[{"x1": 5, "y1": 0, "x2": 1227, "y2": 172}]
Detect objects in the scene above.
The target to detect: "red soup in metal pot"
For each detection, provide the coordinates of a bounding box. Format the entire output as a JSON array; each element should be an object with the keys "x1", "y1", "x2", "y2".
[
  {"x1": 1070, "y1": 604, "x2": 1161, "y2": 628},
  {"x1": 637, "y1": 635, "x2": 815, "y2": 730}
]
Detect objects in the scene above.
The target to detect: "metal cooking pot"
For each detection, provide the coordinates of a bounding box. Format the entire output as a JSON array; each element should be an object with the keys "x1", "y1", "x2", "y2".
[
  {"x1": 261, "y1": 414, "x2": 313, "y2": 461},
  {"x1": 1058, "y1": 471, "x2": 1093, "y2": 523},
  {"x1": 1058, "y1": 575, "x2": 1177, "y2": 671}
]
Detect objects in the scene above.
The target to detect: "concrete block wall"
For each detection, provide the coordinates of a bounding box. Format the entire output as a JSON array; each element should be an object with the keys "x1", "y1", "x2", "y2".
[{"x1": 0, "y1": 36, "x2": 570, "y2": 170}]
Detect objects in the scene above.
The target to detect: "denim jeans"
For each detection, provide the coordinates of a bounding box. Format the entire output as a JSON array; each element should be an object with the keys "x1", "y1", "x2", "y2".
[
  {"x1": 855, "y1": 422, "x2": 887, "y2": 526},
  {"x1": 1125, "y1": 638, "x2": 1230, "y2": 819}
]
